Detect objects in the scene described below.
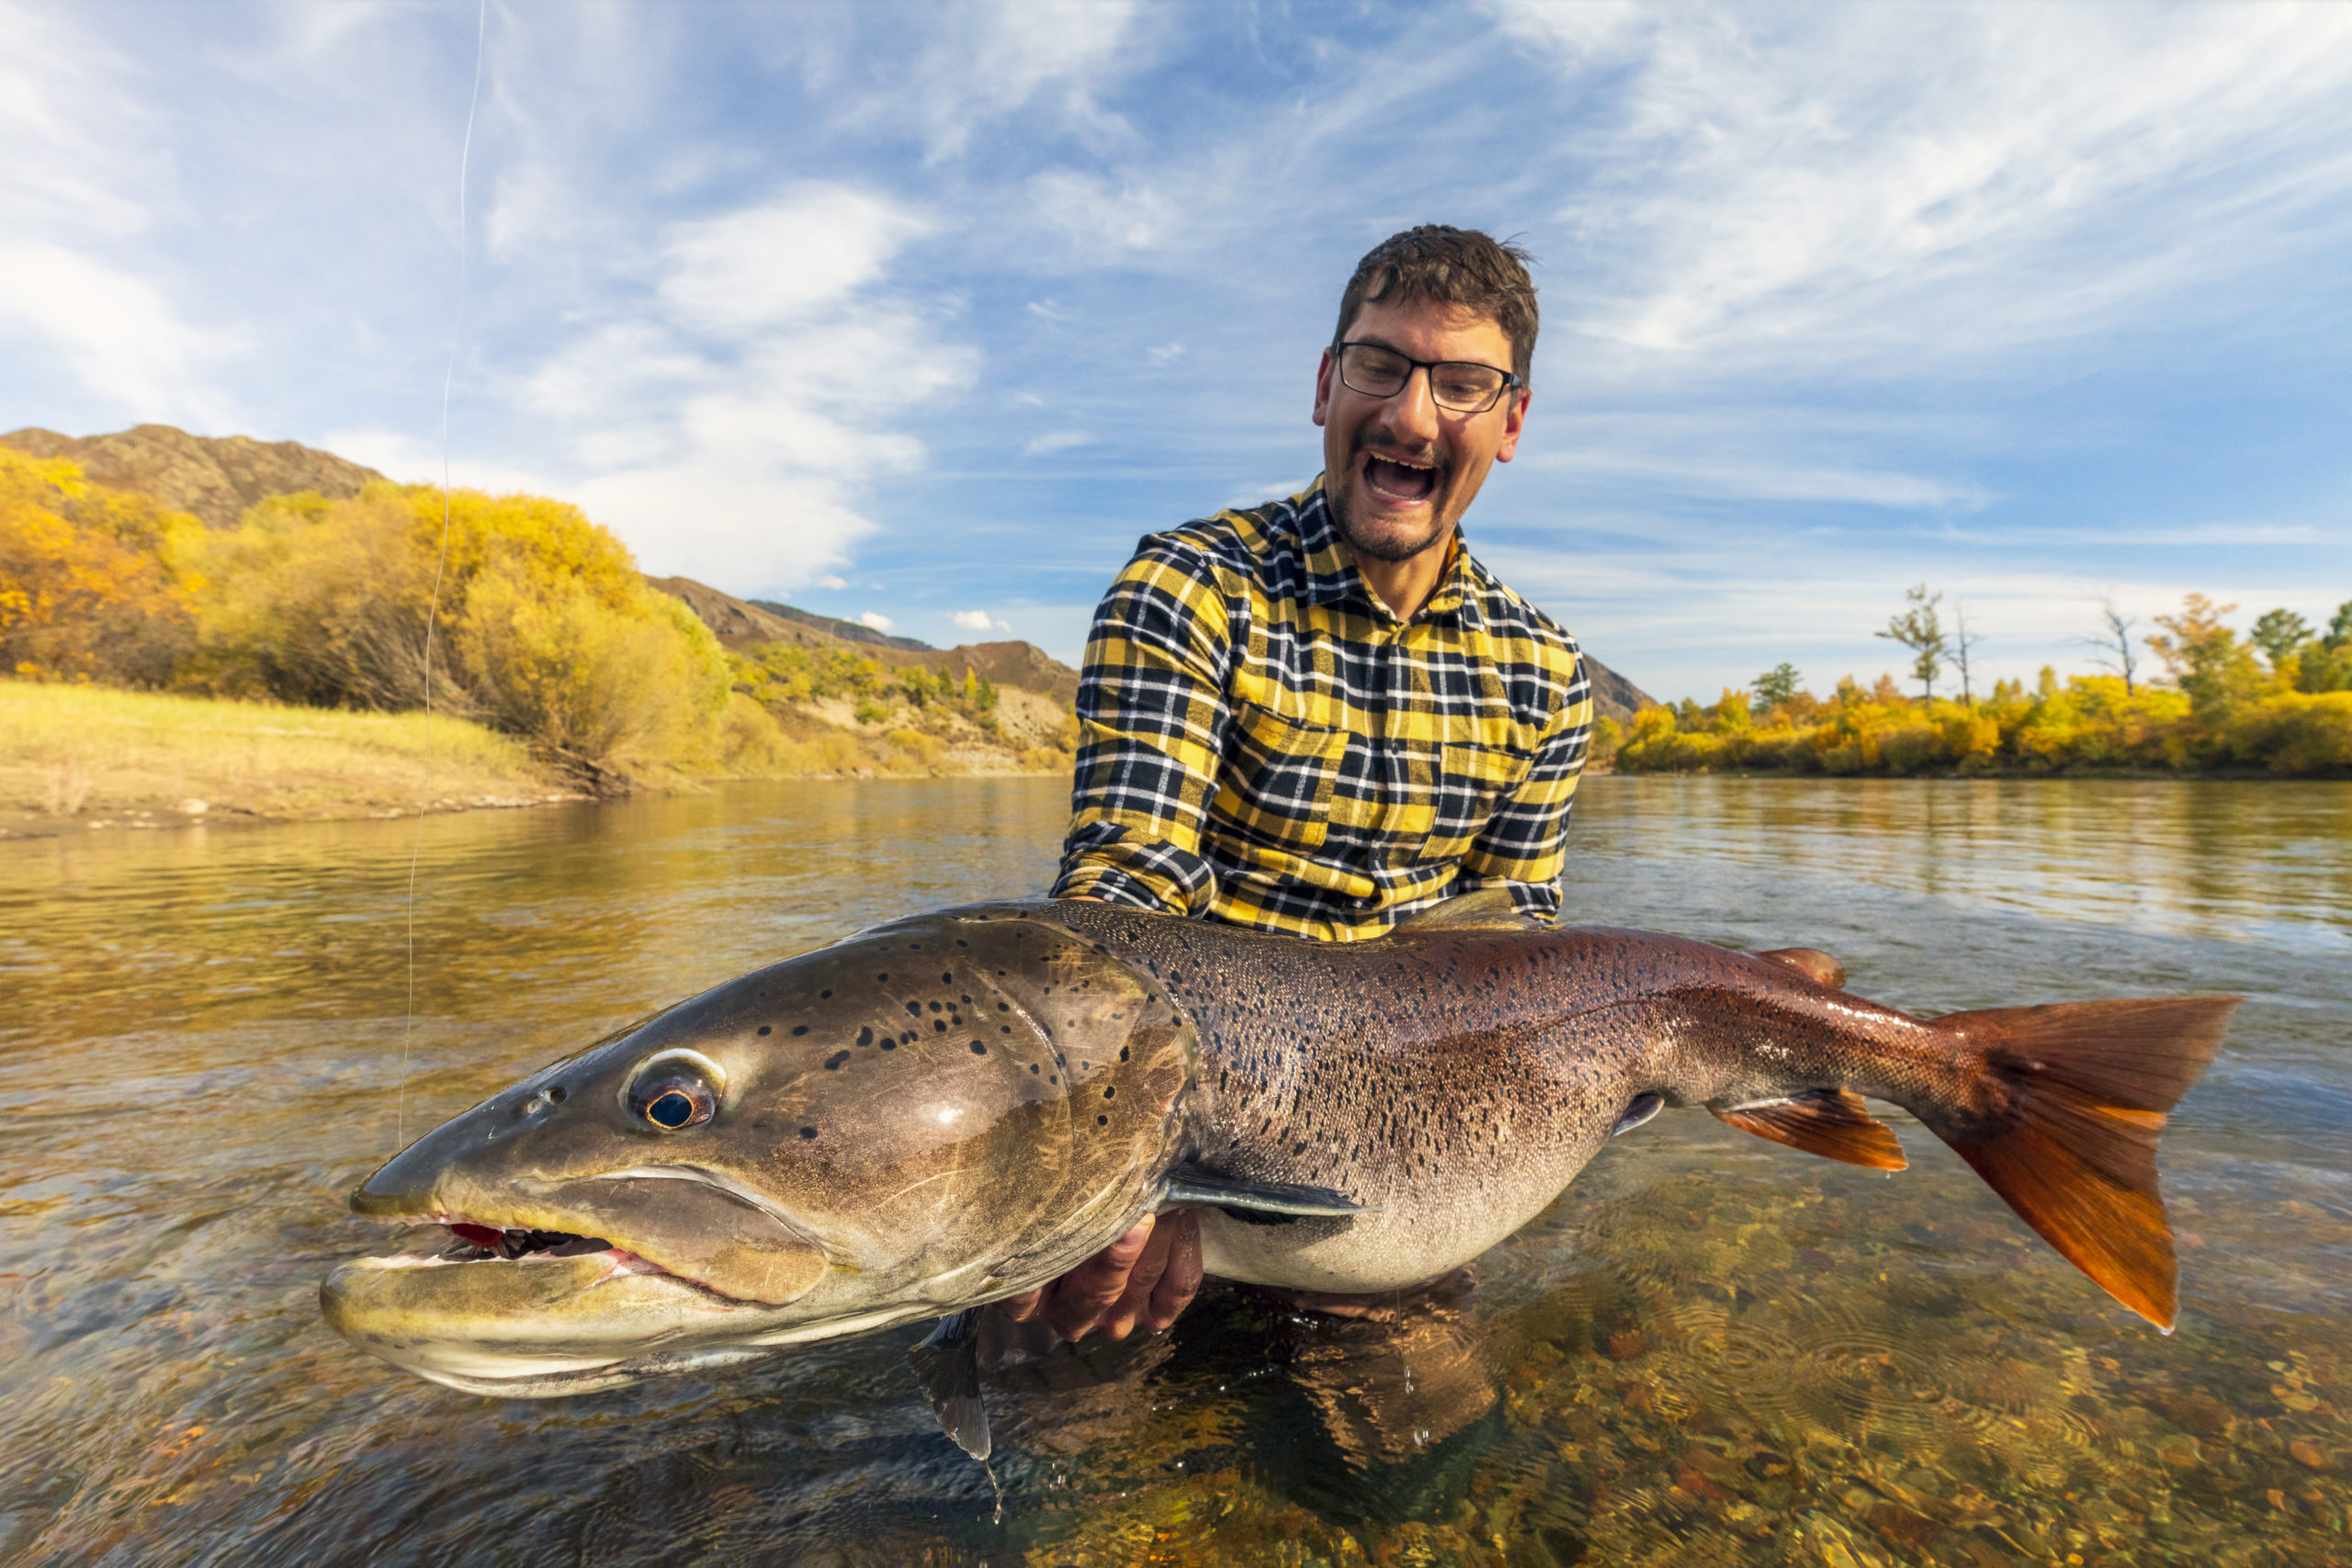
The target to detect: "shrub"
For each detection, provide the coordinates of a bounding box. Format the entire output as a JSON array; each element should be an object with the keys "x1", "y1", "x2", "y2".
[{"x1": 0, "y1": 450, "x2": 198, "y2": 685}]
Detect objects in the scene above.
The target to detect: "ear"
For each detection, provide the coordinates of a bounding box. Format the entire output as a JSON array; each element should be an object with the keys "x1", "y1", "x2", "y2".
[
  {"x1": 1494, "y1": 385, "x2": 1531, "y2": 463},
  {"x1": 1312, "y1": 346, "x2": 1336, "y2": 428}
]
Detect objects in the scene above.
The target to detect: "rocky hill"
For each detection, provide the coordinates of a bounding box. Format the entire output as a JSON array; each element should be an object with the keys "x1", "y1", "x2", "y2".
[
  {"x1": 645, "y1": 576, "x2": 1084, "y2": 708},
  {"x1": 1, "y1": 424, "x2": 383, "y2": 528}
]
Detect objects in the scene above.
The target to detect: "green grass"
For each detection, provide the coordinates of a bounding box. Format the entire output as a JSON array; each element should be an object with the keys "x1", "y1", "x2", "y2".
[{"x1": 0, "y1": 681, "x2": 566, "y2": 825}]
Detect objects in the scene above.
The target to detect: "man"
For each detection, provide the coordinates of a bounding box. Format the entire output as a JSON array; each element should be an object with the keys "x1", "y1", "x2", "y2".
[{"x1": 997, "y1": 225, "x2": 1593, "y2": 1343}]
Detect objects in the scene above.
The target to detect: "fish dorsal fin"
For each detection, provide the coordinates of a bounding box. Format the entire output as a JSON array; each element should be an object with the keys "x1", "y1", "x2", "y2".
[
  {"x1": 1396, "y1": 888, "x2": 1534, "y2": 931},
  {"x1": 1712, "y1": 1089, "x2": 1906, "y2": 1171},
  {"x1": 1751, "y1": 946, "x2": 1848, "y2": 989},
  {"x1": 1163, "y1": 1162, "x2": 1376, "y2": 1224},
  {"x1": 907, "y1": 1308, "x2": 989, "y2": 1461}
]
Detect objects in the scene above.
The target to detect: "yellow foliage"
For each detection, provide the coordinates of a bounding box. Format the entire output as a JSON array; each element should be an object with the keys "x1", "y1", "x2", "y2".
[
  {"x1": 0, "y1": 450, "x2": 198, "y2": 684},
  {"x1": 178, "y1": 481, "x2": 731, "y2": 787}
]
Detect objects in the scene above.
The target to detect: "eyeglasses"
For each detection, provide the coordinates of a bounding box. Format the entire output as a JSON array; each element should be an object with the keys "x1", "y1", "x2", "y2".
[{"x1": 1333, "y1": 341, "x2": 1521, "y2": 413}]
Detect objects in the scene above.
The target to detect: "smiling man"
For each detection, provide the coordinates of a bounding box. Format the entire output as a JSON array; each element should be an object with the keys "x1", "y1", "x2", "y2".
[{"x1": 996, "y1": 226, "x2": 1595, "y2": 1344}]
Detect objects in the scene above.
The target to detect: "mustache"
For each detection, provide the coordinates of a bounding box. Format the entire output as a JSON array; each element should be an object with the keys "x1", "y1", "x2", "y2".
[{"x1": 1351, "y1": 427, "x2": 1443, "y2": 470}]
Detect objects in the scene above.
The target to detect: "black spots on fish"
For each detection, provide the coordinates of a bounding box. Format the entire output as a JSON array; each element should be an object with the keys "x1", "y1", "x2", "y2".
[
  {"x1": 1096, "y1": 1114, "x2": 1110, "y2": 1126},
  {"x1": 856, "y1": 1025, "x2": 874, "y2": 1046},
  {"x1": 820, "y1": 989, "x2": 832, "y2": 999},
  {"x1": 904, "y1": 1001, "x2": 922, "y2": 1018},
  {"x1": 876, "y1": 972, "x2": 889, "y2": 982},
  {"x1": 799, "y1": 1126, "x2": 819, "y2": 1139},
  {"x1": 941, "y1": 971, "x2": 953, "y2": 985},
  {"x1": 933, "y1": 1020, "x2": 947, "y2": 1033},
  {"x1": 1102, "y1": 1086, "x2": 1116, "y2": 1100},
  {"x1": 969, "y1": 1041, "x2": 988, "y2": 1055},
  {"x1": 1119, "y1": 1046, "x2": 1130, "y2": 1062},
  {"x1": 1001, "y1": 1025, "x2": 1012, "y2": 1034},
  {"x1": 791, "y1": 1025, "x2": 808, "y2": 1037},
  {"x1": 1217, "y1": 1068, "x2": 1228, "y2": 1090},
  {"x1": 1048, "y1": 1075, "x2": 1058, "y2": 1085},
  {"x1": 881, "y1": 1039, "x2": 898, "y2": 1052},
  {"x1": 997, "y1": 969, "x2": 1007, "y2": 976},
  {"x1": 998, "y1": 1001, "x2": 1010, "y2": 1011},
  {"x1": 929, "y1": 1001, "x2": 943, "y2": 1014},
  {"x1": 1030, "y1": 1064, "x2": 1041, "y2": 1075},
  {"x1": 901, "y1": 1030, "x2": 917, "y2": 1044},
  {"x1": 956, "y1": 939, "x2": 967, "y2": 946},
  {"x1": 1293, "y1": 1140, "x2": 1309, "y2": 1155},
  {"x1": 961, "y1": 994, "x2": 972, "y2": 1004},
  {"x1": 824, "y1": 1051, "x2": 851, "y2": 1070},
  {"x1": 757, "y1": 1025, "x2": 772, "y2": 1036}
]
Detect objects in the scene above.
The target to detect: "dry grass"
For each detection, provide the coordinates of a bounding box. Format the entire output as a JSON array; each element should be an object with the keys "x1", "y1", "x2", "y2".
[{"x1": 0, "y1": 680, "x2": 568, "y2": 829}]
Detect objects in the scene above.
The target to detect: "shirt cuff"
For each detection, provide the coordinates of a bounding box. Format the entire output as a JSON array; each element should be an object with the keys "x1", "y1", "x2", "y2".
[{"x1": 1053, "y1": 822, "x2": 1217, "y2": 916}]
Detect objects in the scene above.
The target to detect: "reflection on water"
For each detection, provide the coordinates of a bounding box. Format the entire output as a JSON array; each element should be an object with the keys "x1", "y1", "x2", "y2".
[{"x1": 1, "y1": 776, "x2": 2346, "y2": 1565}]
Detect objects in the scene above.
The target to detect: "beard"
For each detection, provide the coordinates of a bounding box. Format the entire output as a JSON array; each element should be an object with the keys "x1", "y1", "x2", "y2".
[{"x1": 1331, "y1": 426, "x2": 1453, "y2": 563}]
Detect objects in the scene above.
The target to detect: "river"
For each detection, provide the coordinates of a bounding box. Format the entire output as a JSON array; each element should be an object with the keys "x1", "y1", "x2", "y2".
[{"x1": 2, "y1": 776, "x2": 2346, "y2": 1565}]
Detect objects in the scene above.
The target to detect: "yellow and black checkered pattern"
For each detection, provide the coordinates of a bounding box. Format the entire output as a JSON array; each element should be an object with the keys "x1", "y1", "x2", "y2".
[{"x1": 1052, "y1": 477, "x2": 1592, "y2": 940}]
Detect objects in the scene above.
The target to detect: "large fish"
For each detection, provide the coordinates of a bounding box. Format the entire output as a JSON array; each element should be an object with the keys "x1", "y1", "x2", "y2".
[{"x1": 322, "y1": 893, "x2": 2237, "y2": 1458}]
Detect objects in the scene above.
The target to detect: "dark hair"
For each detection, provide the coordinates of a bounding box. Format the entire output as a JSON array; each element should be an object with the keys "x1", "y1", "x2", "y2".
[{"x1": 1333, "y1": 225, "x2": 1539, "y2": 385}]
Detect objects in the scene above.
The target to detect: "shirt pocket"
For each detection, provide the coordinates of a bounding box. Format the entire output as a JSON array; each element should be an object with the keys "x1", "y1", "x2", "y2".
[
  {"x1": 1213, "y1": 698, "x2": 1350, "y2": 853},
  {"x1": 1417, "y1": 740, "x2": 1533, "y2": 864}
]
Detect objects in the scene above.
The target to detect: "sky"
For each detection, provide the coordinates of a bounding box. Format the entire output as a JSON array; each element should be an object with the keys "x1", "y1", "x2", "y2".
[{"x1": 4, "y1": 1, "x2": 2349, "y2": 702}]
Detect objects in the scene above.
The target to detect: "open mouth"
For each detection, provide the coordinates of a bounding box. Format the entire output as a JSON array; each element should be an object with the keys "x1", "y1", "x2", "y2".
[
  {"x1": 444, "y1": 1222, "x2": 616, "y2": 1260},
  {"x1": 1363, "y1": 452, "x2": 1440, "y2": 504}
]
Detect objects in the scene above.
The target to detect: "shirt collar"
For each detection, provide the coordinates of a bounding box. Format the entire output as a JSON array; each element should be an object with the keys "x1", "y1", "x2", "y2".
[{"x1": 1295, "y1": 476, "x2": 1476, "y2": 628}]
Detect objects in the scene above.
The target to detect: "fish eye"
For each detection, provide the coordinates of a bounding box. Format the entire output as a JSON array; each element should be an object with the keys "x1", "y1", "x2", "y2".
[{"x1": 625, "y1": 1049, "x2": 725, "y2": 1133}]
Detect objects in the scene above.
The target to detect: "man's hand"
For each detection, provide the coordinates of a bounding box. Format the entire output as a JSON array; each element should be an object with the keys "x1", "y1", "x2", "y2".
[{"x1": 995, "y1": 1208, "x2": 1203, "y2": 1342}]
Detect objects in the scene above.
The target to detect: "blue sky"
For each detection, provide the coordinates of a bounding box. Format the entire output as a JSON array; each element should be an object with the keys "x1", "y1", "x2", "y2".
[{"x1": 5, "y1": 1, "x2": 2348, "y2": 702}]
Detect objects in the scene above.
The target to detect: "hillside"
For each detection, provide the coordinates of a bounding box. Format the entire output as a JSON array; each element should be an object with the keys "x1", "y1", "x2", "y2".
[{"x1": 1, "y1": 424, "x2": 383, "y2": 528}]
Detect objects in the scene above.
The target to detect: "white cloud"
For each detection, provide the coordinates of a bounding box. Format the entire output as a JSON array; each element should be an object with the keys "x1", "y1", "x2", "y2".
[
  {"x1": 514, "y1": 183, "x2": 976, "y2": 593},
  {"x1": 810, "y1": 573, "x2": 848, "y2": 591},
  {"x1": 0, "y1": 244, "x2": 239, "y2": 428},
  {"x1": 1030, "y1": 169, "x2": 1171, "y2": 253},
  {"x1": 857, "y1": 610, "x2": 896, "y2": 633},
  {"x1": 866, "y1": 0, "x2": 1150, "y2": 158},
  {"x1": 1487, "y1": 2, "x2": 2352, "y2": 371},
  {"x1": 1022, "y1": 430, "x2": 1091, "y2": 457},
  {"x1": 951, "y1": 609, "x2": 1013, "y2": 633},
  {"x1": 657, "y1": 185, "x2": 933, "y2": 333},
  {"x1": 1525, "y1": 447, "x2": 1990, "y2": 512}
]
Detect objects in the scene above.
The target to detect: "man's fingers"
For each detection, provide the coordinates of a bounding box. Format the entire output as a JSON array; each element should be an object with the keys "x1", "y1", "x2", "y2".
[
  {"x1": 994, "y1": 1285, "x2": 1045, "y2": 1323},
  {"x1": 1141, "y1": 1209, "x2": 1204, "y2": 1334},
  {"x1": 1099, "y1": 1215, "x2": 1179, "y2": 1341},
  {"x1": 1041, "y1": 1215, "x2": 1155, "y2": 1341}
]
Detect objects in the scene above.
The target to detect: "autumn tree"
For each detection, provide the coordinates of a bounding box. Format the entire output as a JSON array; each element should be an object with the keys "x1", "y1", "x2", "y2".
[
  {"x1": 1874, "y1": 584, "x2": 1948, "y2": 702},
  {"x1": 2249, "y1": 608, "x2": 2311, "y2": 672},
  {"x1": 1752, "y1": 661, "x2": 1801, "y2": 712}
]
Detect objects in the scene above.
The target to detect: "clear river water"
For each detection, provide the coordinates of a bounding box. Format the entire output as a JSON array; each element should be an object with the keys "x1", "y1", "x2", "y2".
[{"x1": 2, "y1": 775, "x2": 2347, "y2": 1566}]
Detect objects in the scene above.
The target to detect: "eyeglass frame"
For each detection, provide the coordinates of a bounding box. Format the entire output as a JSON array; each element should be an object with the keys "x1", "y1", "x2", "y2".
[{"x1": 1329, "y1": 340, "x2": 1523, "y2": 414}]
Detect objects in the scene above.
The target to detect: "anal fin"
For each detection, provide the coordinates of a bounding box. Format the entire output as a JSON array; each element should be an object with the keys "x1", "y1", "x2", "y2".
[
  {"x1": 907, "y1": 1308, "x2": 989, "y2": 1461},
  {"x1": 1713, "y1": 1089, "x2": 1906, "y2": 1171}
]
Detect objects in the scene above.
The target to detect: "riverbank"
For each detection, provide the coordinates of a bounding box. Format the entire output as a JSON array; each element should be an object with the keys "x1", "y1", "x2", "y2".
[
  {"x1": 0, "y1": 682, "x2": 581, "y2": 840},
  {"x1": 0, "y1": 682, "x2": 1076, "y2": 840}
]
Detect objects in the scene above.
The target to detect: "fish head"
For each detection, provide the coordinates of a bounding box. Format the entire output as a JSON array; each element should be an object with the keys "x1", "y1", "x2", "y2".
[{"x1": 322, "y1": 906, "x2": 1193, "y2": 1394}]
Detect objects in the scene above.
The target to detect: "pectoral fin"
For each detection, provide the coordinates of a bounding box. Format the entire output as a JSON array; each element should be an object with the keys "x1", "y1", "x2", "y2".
[
  {"x1": 907, "y1": 1308, "x2": 989, "y2": 1461},
  {"x1": 1712, "y1": 1089, "x2": 1907, "y2": 1171},
  {"x1": 1751, "y1": 947, "x2": 1848, "y2": 989},
  {"x1": 1163, "y1": 1162, "x2": 1376, "y2": 1223}
]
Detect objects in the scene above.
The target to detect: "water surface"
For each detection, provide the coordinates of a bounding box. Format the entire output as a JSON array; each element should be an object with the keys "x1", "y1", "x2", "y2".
[{"x1": 3, "y1": 776, "x2": 2347, "y2": 1565}]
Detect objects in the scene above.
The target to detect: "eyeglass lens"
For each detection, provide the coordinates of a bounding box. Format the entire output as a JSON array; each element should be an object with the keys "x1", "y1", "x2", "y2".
[{"x1": 1339, "y1": 344, "x2": 1509, "y2": 412}]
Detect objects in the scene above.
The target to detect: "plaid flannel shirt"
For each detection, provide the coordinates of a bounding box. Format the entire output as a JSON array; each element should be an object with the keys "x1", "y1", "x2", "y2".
[{"x1": 1051, "y1": 477, "x2": 1592, "y2": 940}]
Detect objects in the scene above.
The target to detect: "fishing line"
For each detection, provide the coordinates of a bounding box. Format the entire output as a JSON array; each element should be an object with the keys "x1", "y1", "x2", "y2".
[{"x1": 399, "y1": 0, "x2": 489, "y2": 1152}]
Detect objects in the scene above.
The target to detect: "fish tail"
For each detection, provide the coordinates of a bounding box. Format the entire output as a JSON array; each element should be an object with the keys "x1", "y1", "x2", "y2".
[{"x1": 1921, "y1": 996, "x2": 2240, "y2": 1331}]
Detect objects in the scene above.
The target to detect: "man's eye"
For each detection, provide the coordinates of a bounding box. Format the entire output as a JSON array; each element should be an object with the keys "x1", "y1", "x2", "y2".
[{"x1": 1434, "y1": 369, "x2": 1500, "y2": 404}]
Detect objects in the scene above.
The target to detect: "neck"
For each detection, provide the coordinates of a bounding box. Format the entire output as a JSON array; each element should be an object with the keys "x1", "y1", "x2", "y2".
[{"x1": 1347, "y1": 532, "x2": 1454, "y2": 622}]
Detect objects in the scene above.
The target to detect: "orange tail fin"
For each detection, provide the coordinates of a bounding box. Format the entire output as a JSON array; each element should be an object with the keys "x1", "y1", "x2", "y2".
[{"x1": 1927, "y1": 997, "x2": 2239, "y2": 1331}]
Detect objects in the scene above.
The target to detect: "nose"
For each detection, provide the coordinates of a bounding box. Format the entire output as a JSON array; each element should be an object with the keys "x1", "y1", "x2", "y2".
[{"x1": 1383, "y1": 365, "x2": 1442, "y2": 446}]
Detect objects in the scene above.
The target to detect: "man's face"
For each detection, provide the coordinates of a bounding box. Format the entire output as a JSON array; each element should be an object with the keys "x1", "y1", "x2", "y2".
[{"x1": 1312, "y1": 297, "x2": 1530, "y2": 565}]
